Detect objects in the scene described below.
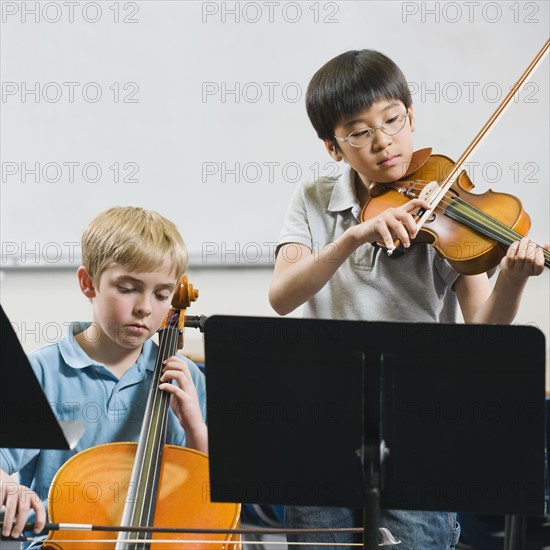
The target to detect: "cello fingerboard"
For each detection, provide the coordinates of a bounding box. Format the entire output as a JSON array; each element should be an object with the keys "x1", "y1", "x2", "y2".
[{"x1": 116, "y1": 322, "x2": 181, "y2": 549}]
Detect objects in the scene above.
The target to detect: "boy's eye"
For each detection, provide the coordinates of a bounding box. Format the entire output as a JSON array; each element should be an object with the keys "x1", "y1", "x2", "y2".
[
  {"x1": 118, "y1": 286, "x2": 135, "y2": 293},
  {"x1": 156, "y1": 293, "x2": 170, "y2": 301},
  {"x1": 351, "y1": 128, "x2": 372, "y2": 138},
  {"x1": 386, "y1": 115, "x2": 399, "y2": 124}
]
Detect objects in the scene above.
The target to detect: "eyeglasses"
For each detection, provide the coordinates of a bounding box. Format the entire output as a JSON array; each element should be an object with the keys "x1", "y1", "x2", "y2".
[{"x1": 333, "y1": 110, "x2": 410, "y2": 148}]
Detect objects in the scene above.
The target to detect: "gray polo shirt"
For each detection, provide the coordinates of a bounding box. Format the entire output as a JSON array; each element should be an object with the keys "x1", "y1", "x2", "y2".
[{"x1": 278, "y1": 163, "x2": 460, "y2": 322}]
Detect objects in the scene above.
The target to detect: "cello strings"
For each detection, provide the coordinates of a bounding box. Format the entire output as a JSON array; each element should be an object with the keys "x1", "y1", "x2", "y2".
[
  {"x1": 120, "y1": 320, "x2": 179, "y2": 546},
  {"x1": 140, "y1": 323, "x2": 179, "y2": 539},
  {"x1": 146, "y1": 324, "x2": 181, "y2": 548},
  {"x1": 143, "y1": 325, "x2": 179, "y2": 528}
]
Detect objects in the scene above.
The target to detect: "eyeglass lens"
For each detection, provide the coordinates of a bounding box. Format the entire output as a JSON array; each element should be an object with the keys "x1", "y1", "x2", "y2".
[{"x1": 348, "y1": 112, "x2": 408, "y2": 146}]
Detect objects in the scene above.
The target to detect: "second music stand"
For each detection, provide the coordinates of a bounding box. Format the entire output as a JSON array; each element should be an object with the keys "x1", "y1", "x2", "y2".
[{"x1": 0, "y1": 304, "x2": 84, "y2": 450}]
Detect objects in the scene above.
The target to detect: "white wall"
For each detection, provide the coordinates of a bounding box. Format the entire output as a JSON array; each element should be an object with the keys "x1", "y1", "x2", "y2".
[
  {"x1": 0, "y1": 266, "x2": 294, "y2": 359},
  {"x1": 2, "y1": 1, "x2": 549, "y2": 265},
  {"x1": 1, "y1": 1, "x2": 549, "y2": 385},
  {"x1": 1, "y1": 265, "x2": 548, "y2": 357}
]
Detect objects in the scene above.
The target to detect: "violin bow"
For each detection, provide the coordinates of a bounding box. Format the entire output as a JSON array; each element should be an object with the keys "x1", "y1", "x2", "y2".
[{"x1": 390, "y1": 37, "x2": 549, "y2": 254}]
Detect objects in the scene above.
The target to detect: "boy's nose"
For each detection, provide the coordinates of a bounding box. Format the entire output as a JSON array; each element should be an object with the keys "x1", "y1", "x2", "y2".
[
  {"x1": 134, "y1": 297, "x2": 152, "y2": 316},
  {"x1": 372, "y1": 128, "x2": 392, "y2": 149}
]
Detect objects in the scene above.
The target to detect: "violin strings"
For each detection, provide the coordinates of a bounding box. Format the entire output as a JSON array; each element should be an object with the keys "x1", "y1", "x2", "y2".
[
  {"x1": 404, "y1": 182, "x2": 548, "y2": 255},
  {"x1": 401, "y1": 182, "x2": 513, "y2": 243},
  {"x1": 447, "y1": 200, "x2": 525, "y2": 245}
]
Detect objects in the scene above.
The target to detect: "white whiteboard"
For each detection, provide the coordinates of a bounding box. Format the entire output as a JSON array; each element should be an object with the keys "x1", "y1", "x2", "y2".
[{"x1": 1, "y1": 1, "x2": 548, "y2": 268}]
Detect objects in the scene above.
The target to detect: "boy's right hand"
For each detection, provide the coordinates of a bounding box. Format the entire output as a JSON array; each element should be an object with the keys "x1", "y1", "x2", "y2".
[
  {"x1": 1, "y1": 469, "x2": 45, "y2": 538},
  {"x1": 358, "y1": 198, "x2": 432, "y2": 250},
  {"x1": 270, "y1": 198, "x2": 433, "y2": 316}
]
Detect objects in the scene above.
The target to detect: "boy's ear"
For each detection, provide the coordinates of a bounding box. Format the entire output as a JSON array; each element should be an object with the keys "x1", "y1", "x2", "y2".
[
  {"x1": 324, "y1": 139, "x2": 343, "y2": 162},
  {"x1": 77, "y1": 266, "x2": 96, "y2": 298}
]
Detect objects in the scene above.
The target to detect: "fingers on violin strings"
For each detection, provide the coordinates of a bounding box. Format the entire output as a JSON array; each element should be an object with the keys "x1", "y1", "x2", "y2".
[
  {"x1": 507, "y1": 238, "x2": 543, "y2": 274},
  {"x1": 515, "y1": 237, "x2": 531, "y2": 262},
  {"x1": 507, "y1": 240, "x2": 520, "y2": 260},
  {"x1": 529, "y1": 240, "x2": 545, "y2": 272},
  {"x1": 515, "y1": 237, "x2": 539, "y2": 265}
]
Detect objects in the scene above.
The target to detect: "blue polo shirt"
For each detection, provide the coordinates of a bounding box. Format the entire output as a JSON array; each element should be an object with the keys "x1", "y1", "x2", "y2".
[{"x1": 0, "y1": 322, "x2": 207, "y2": 505}]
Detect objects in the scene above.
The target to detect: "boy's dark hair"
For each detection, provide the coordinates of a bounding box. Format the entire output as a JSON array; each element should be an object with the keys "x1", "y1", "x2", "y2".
[{"x1": 306, "y1": 50, "x2": 412, "y2": 144}]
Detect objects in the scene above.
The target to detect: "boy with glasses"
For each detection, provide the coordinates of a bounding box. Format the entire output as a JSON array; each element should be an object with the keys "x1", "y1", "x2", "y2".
[{"x1": 269, "y1": 49, "x2": 548, "y2": 549}]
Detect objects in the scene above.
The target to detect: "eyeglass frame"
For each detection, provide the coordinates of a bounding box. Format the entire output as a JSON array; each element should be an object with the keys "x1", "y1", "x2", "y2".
[{"x1": 332, "y1": 110, "x2": 410, "y2": 148}]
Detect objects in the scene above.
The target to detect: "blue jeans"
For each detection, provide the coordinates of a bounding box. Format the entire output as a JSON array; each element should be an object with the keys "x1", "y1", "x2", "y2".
[{"x1": 285, "y1": 506, "x2": 460, "y2": 549}]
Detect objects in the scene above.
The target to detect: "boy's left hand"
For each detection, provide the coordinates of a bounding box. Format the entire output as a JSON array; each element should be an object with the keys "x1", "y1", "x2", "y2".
[
  {"x1": 500, "y1": 237, "x2": 549, "y2": 278},
  {"x1": 160, "y1": 356, "x2": 206, "y2": 449}
]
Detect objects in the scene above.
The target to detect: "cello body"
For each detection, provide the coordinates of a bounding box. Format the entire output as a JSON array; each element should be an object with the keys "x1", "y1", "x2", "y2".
[
  {"x1": 44, "y1": 443, "x2": 240, "y2": 549},
  {"x1": 43, "y1": 276, "x2": 241, "y2": 549}
]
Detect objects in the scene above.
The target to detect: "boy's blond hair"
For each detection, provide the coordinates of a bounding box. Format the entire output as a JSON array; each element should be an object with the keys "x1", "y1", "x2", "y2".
[{"x1": 82, "y1": 206, "x2": 188, "y2": 285}]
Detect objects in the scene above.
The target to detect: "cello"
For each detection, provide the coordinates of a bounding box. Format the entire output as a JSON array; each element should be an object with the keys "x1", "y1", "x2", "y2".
[{"x1": 42, "y1": 276, "x2": 240, "y2": 549}]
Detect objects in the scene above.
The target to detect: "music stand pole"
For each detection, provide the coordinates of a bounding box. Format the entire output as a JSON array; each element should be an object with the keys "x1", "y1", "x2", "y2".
[
  {"x1": 359, "y1": 352, "x2": 391, "y2": 550},
  {"x1": 361, "y1": 443, "x2": 382, "y2": 549},
  {"x1": 504, "y1": 515, "x2": 526, "y2": 550}
]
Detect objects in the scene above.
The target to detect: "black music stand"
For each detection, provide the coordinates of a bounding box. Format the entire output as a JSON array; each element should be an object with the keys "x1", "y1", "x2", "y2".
[
  {"x1": 203, "y1": 315, "x2": 546, "y2": 550},
  {"x1": 0, "y1": 304, "x2": 84, "y2": 449}
]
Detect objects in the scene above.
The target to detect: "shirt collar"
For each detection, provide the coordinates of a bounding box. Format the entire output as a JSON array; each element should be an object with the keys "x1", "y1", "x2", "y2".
[
  {"x1": 327, "y1": 163, "x2": 362, "y2": 220},
  {"x1": 58, "y1": 321, "x2": 156, "y2": 373}
]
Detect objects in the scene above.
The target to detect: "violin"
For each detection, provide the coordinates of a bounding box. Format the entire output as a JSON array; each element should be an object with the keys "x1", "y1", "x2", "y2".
[
  {"x1": 42, "y1": 276, "x2": 241, "y2": 549},
  {"x1": 362, "y1": 149, "x2": 550, "y2": 275},
  {"x1": 361, "y1": 39, "x2": 550, "y2": 275}
]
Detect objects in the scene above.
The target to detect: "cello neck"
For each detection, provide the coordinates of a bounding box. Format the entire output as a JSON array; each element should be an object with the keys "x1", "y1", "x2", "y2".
[
  {"x1": 116, "y1": 321, "x2": 181, "y2": 549},
  {"x1": 116, "y1": 275, "x2": 198, "y2": 548}
]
